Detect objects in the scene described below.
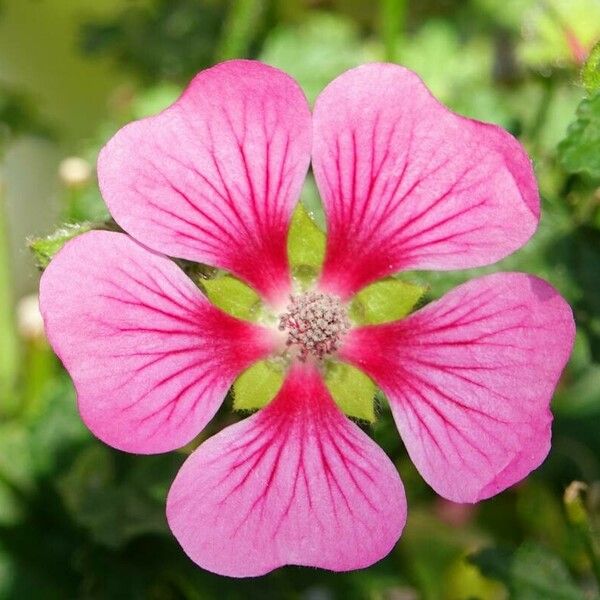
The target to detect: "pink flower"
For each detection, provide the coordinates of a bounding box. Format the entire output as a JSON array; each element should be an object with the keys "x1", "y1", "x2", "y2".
[{"x1": 39, "y1": 61, "x2": 575, "y2": 577}]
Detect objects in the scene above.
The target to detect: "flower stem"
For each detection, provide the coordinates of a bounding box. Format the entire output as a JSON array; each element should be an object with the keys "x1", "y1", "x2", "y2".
[
  {"x1": 215, "y1": 0, "x2": 266, "y2": 61},
  {"x1": 528, "y1": 75, "x2": 554, "y2": 155},
  {"x1": 0, "y1": 177, "x2": 19, "y2": 404},
  {"x1": 380, "y1": 0, "x2": 407, "y2": 62}
]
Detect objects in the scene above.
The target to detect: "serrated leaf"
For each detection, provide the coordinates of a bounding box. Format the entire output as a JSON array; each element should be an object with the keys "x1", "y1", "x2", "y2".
[
  {"x1": 558, "y1": 91, "x2": 600, "y2": 178},
  {"x1": 287, "y1": 202, "x2": 326, "y2": 283},
  {"x1": 510, "y1": 544, "x2": 584, "y2": 600},
  {"x1": 582, "y1": 40, "x2": 600, "y2": 93},
  {"x1": 468, "y1": 547, "x2": 512, "y2": 584},
  {"x1": 470, "y1": 543, "x2": 584, "y2": 600},
  {"x1": 325, "y1": 362, "x2": 376, "y2": 422},
  {"x1": 350, "y1": 278, "x2": 426, "y2": 325},
  {"x1": 202, "y1": 275, "x2": 261, "y2": 321},
  {"x1": 232, "y1": 360, "x2": 284, "y2": 411},
  {"x1": 57, "y1": 445, "x2": 175, "y2": 548},
  {"x1": 28, "y1": 222, "x2": 93, "y2": 269}
]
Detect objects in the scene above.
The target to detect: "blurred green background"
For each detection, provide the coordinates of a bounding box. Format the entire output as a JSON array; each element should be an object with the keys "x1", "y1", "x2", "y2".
[{"x1": 1, "y1": 0, "x2": 600, "y2": 598}]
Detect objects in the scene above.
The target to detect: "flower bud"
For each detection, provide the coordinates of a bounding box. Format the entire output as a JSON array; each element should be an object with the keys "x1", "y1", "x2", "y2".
[
  {"x1": 16, "y1": 293, "x2": 45, "y2": 341},
  {"x1": 58, "y1": 156, "x2": 92, "y2": 188}
]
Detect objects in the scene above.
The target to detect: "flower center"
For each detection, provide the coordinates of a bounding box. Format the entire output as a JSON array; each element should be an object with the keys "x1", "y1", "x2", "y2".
[{"x1": 278, "y1": 292, "x2": 350, "y2": 361}]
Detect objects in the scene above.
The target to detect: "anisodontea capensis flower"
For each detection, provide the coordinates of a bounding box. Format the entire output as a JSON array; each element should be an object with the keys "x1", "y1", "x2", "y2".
[{"x1": 39, "y1": 60, "x2": 575, "y2": 577}]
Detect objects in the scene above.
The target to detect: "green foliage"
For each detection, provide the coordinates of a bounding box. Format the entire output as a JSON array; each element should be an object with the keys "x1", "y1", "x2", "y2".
[
  {"x1": 559, "y1": 91, "x2": 600, "y2": 178},
  {"x1": 470, "y1": 543, "x2": 585, "y2": 599},
  {"x1": 397, "y1": 20, "x2": 506, "y2": 124},
  {"x1": 80, "y1": 0, "x2": 228, "y2": 82},
  {"x1": 58, "y1": 445, "x2": 176, "y2": 548},
  {"x1": 582, "y1": 40, "x2": 600, "y2": 94},
  {"x1": 0, "y1": 86, "x2": 50, "y2": 148}
]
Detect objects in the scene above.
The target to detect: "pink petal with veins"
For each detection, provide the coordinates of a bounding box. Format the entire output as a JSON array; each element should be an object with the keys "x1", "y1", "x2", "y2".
[
  {"x1": 98, "y1": 60, "x2": 311, "y2": 306},
  {"x1": 340, "y1": 273, "x2": 574, "y2": 502},
  {"x1": 167, "y1": 361, "x2": 406, "y2": 576},
  {"x1": 39, "y1": 231, "x2": 276, "y2": 454},
  {"x1": 313, "y1": 64, "x2": 540, "y2": 298}
]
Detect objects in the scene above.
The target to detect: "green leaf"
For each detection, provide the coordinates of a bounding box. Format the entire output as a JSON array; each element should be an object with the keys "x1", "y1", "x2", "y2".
[
  {"x1": 510, "y1": 544, "x2": 585, "y2": 600},
  {"x1": 325, "y1": 362, "x2": 376, "y2": 422},
  {"x1": 558, "y1": 91, "x2": 600, "y2": 178},
  {"x1": 232, "y1": 360, "x2": 284, "y2": 411},
  {"x1": 470, "y1": 543, "x2": 585, "y2": 600},
  {"x1": 582, "y1": 40, "x2": 600, "y2": 94},
  {"x1": 468, "y1": 547, "x2": 512, "y2": 584},
  {"x1": 57, "y1": 445, "x2": 177, "y2": 549},
  {"x1": 28, "y1": 222, "x2": 93, "y2": 269},
  {"x1": 0, "y1": 423, "x2": 35, "y2": 525},
  {"x1": 202, "y1": 275, "x2": 261, "y2": 321},
  {"x1": 555, "y1": 363, "x2": 600, "y2": 416},
  {"x1": 287, "y1": 202, "x2": 326, "y2": 283},
  {"x1": 350, "y1": 278, "x2": 426, "y2": 325}
]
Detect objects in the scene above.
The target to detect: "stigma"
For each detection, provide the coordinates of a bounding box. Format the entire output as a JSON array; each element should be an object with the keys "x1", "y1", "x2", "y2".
[{"x1": 278, "y1": 292, "x2": 350, "y2": 361}]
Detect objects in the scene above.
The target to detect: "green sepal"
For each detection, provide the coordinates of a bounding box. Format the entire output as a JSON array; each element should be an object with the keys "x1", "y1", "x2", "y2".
[
  {"x1": 325, "y1": 362, "x2": 376, "y2": 422},
  {"x1": 201, "y1": 275, "x2": 261, "y2": 321},
  {"x1": 232, "y1": 360, "x2": 284, "y2": 411},
  {"x1": 28, "y1": 222, "x2": 93, "y2": 270},
  {"x1": 350, "y1": 277, "x2": 426, "y2": 325},
  {"x1": 232, "y1": 359, "x2": 377, "y2": 421},
  {"x1": 287, "y1": 203, "x2": 326, "y2": 284}
]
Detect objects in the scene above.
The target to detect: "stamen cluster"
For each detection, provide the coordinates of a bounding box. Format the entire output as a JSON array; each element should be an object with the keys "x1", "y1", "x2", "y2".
[{"x1": 278, "y1": 292, "x2": 350, "y2": 361}]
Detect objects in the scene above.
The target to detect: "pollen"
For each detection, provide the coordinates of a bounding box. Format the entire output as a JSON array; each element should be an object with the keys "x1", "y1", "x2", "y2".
[{"x1": 278, "y1": 292, "x2": 351, "y2": 361}]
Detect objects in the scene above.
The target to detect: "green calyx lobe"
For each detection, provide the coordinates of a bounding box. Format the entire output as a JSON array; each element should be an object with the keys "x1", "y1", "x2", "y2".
[
  {"x1": 228, "y1": 203, "x2": 426, "y2": 421},
  {"x1": 232, "y1": 359, "x2": 376, "y2": 422},
  {"x1": 201, "y1": 275, "x2": 261, "y2": 321}
]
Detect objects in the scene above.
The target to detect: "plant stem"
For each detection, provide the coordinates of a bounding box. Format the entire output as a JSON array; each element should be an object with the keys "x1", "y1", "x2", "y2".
[
  {"x1": 0, "y1": 176, "x2": 19, "y2": 405},
  {"x1": 528, "y1": 75, "x2": 554, "y2": 154},
  {"x1": 215, "y1": 0, "x2": 266, "y2": 61},
  {"x1": 380, "y1": 0, "x2": 407, "y2": 62}
]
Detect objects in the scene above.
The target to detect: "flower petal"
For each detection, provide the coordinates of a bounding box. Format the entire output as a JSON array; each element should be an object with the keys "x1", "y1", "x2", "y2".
[
  {"x1": 167, "y1": 362, "x2": 406, "y2": 577},
  {"x1": 339, "y1": 273, "x2": 574, "y2": 502},
  {"x1": 312, "y1": 64, "x2": 539, "y2": 298},
  {"x1": 98, "y1": 60, "x2": 311, "y2": 305},
  {"x1": 39, "y1": 231, "x2": 276, "y2": 454}
]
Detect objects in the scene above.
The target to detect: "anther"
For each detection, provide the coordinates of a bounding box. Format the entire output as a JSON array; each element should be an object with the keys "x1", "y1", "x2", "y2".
[{"x1": 278, "y1": 292, "x2": 350, "y2": 361}]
